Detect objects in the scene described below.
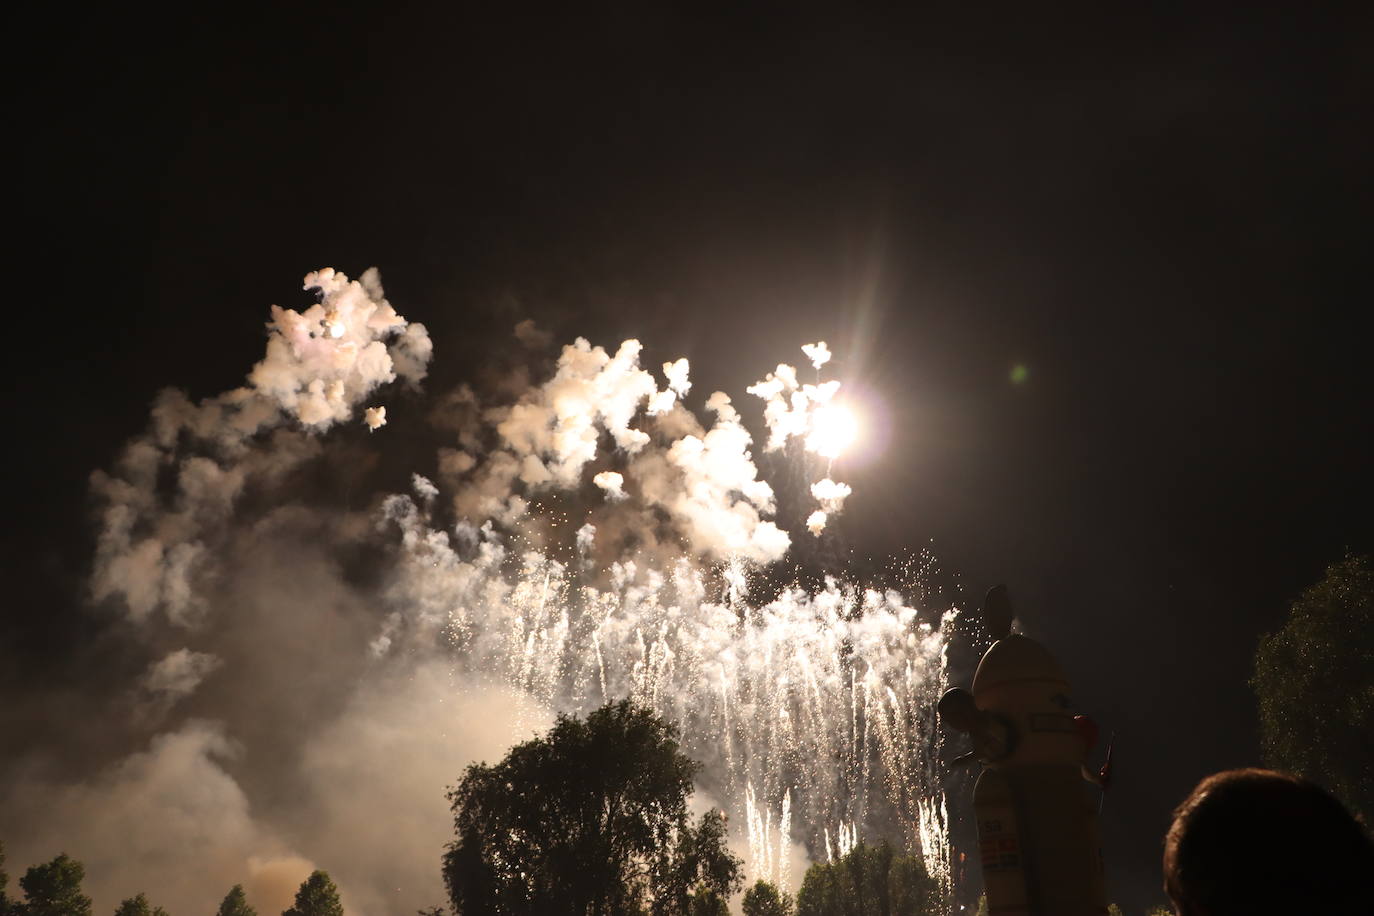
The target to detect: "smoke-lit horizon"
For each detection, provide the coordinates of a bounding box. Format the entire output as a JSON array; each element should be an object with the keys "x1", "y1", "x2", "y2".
[{"x1": 1, "y1": 268, "x2": 956, "y2": 915}]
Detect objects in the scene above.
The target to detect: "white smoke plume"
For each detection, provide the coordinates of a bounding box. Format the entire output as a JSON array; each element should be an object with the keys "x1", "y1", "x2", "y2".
[
  {"x1": 654, "y1": 392, "x2": 788, "y2": 562},
  {"x1": 3, "y1": 270, "x2": 954, "y2": 914},
  {"x1": 490, "y1": 337, "x2": 660, "y2": 483},
  {"x1": 746, "y1": 347, "x2": 844, "y2": 457},
  {"x1": 801, "y1": 341, "x2": 831, "y2": 370},
  {"x1": 746, "y1": 344, "x2": 857, "y2": 535},
  {"x1": 811, "y1": 478, "x2": 853, "y2": 513},
  {"x1": 249, "y1": 267, "x2": 431, "y2": 428},
  {"x1": 663, "y1": 357, "x2": 692, "y2": 396},
  {"x1": 453, "y1": 337, "x2": 788, "y2": 562},
  {"x1": 89, "y1": 267, "x2": 430, "y2": 627},
  {"x1": 806, "y1": 510, "x2": 829, "y2": 535},
  {"x1": 805, "y1": 480, "x2": 853, "y2": 535},
  {"x1": 576, "y1": 522, "x2": 597, "y2": 554},
  {"x1": 593, "y1": 470, "x2": 627, "y2": 500}
]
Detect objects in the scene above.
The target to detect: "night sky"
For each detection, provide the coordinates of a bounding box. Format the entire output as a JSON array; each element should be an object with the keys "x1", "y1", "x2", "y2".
[{"x1": 6, "y1": 6, "x2": 1372, "y2": 913}]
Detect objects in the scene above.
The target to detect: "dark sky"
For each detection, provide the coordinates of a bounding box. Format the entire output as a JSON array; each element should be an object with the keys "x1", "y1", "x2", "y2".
[{"x1": 7, "y1": 5, "x2": 1372, "y2": 912}]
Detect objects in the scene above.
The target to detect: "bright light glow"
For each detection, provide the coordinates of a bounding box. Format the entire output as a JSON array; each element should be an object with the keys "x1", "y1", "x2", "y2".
[
  {"x1": 806, "y1": 404, "x2": 858, "y2": 459},
  {"x1": 327, "y1": 320, "x2": 346, "y2": 339}
]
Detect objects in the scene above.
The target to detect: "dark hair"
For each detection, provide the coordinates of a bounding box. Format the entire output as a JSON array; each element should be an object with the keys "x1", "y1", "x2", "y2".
[{"x1": 1163, "y1": 768, "x2": 1374, "y2": 916}]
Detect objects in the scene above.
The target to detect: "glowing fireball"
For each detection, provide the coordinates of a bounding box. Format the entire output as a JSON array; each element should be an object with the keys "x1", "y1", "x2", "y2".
[{"x1": 807, "y1": 404, "x2": 858, "y2": 460}]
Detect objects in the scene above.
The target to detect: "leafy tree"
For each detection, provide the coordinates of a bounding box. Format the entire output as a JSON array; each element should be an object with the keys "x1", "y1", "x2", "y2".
[
  {"x1": 216, "y1": 885, "x2": 257, "y2": 916},
  {"x1": 1, "y1": 841, "x2": 9, "y2": 913},
  {"x1": 16, "y1": 854, "x2": 92, "y2": 916},
  {"x1": 742, "y1": 880, "x2": 793, "y2": 916},
  {"x1": 281, "y1": 872, "x2": 342, "y2": 916},
  {"x1": 1144, "y1": 906, "x2": 1173, "y2": 916},
  {"x1": 653, "y1": 809, "x2": 740, "y2": 914},
  {"x1": 1252, "y1": 553, "x2": 1374, "y2": 820},
  {"x1": 112, "y1": 893, "x2": 168, "y2": 916},
  {"x1": 442, "y1": 700, "x2": 741, "y2": 915},
  {"x1": 686, "y1": 889, "x2": 729, "y2": 916},
  {"x1": 794, "y1": 841, "x2": 939, "y2": 916}
]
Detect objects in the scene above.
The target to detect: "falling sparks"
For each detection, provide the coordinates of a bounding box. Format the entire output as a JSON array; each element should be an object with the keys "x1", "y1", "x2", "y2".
[{"x1": 388, "y1": 478, "x2": 955, "y2": 892}]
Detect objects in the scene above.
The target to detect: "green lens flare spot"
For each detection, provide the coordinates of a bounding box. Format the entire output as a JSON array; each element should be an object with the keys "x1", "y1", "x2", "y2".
[{"x1": 1010, "y1": 364, "x2": 1029, "y2": 385}]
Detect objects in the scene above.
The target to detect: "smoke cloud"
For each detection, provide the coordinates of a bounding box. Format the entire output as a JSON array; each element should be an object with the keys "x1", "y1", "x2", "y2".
[{"x1": 1, "y1": 268, "x2": 949, "y2": 914}]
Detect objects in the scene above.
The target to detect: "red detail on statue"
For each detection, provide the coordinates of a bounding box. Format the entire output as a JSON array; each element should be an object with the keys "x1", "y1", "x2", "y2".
[
  {"x1": 1098, "y1": 733, "x2": 1115, "y2": 790},
  {"x1": 1073, "y1": 714, "x2": 1099, "y2": 752}
]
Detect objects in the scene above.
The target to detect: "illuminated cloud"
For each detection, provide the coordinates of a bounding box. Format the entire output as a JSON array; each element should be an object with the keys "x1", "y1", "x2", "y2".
[
  {"x1": 593, "y1": 470, "x2": 626, "y2": 500},
  {"x1": 663, "y1": 357, "x2": 692, "y2": 396},
  {"x1": 801, "y1": 341, "x2": 831, "y2": 370},
  {"x1": 811, "y1": 478, "x2": 852, "y2": 512},
  {"x1": 576, "y1": 522, "x2": 596, "y2": 553},
  {"x1": 249, "y1": 267, "x2": 430, "y2": 429},
  {"x1": 90, "y1": 268, "x2": 430, "y2": 627},
  {"x1": 806, "y1": 510, "x2": 828, "y2": 535}
]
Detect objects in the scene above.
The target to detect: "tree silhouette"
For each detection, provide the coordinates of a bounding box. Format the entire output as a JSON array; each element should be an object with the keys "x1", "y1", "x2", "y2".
[
  {"x1": 686, "y1": 889, "x2": 729, "y2": 915},
  {"x1": 795, "y1": 841, "x2": 939, "y2": 916},
  {"x1": 282, "y1": 871, "x2": 342, "y2": 916},
  {"x1": 1253, "y1": 552, "x2": 1374, "y2": 820},
  {"x1": 0, "y1": 842, "x2": 9, "y2": 915},
  {"x1": 216, "y1": 885, "x2": 257, "y2": 916},
  {"x1": 443, "y1": 700, "x2": 741, "y2": 915},
  {"x1": 15, "y1": 854, "x2": 92, "y2": 916},
  {"x1": 743, "y1": 880, "x2": 793, "y2": 916},
  {"x1": 112, "y1": 892, "x2": 168, "y2": 916}
]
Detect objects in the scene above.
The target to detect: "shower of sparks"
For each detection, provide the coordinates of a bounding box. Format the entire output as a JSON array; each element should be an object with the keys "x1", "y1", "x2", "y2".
[{"x1": 388, "y1": 487, "x2": 955, "y2": 893}]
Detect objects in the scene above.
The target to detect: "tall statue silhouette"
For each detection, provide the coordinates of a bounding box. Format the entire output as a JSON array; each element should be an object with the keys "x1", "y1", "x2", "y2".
[{"x1": 938, "y1": 586, "x2": 1110, "y2": 916}]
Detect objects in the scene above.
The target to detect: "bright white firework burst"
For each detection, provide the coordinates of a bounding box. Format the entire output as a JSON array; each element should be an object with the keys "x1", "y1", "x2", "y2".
[
  {"x1": 379, "y1": 338, "x2": 953, "y2": 896},
  {"x1": 90, "y1": 272, "x2": 954, "y2": 900},
  {"x1": 807, "y1": 404, "x2": 859, "y2": 461}
]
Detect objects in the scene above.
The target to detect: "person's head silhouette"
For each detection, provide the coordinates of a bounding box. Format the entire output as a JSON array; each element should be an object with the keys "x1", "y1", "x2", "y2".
[{"x1": 1164, "y1": 768, "x2": 1373, "y2": 915}]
